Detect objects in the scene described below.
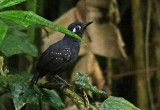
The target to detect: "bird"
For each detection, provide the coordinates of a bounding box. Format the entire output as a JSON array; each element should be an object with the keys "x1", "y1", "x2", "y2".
[{"x1": 29, "y1": 21, "x2": 93, "y2": 87}]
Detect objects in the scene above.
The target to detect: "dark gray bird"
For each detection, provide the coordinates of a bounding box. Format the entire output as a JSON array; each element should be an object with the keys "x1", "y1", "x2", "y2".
[{"x1": 30, "y1": 21, "x2": 93, "y2": 87}]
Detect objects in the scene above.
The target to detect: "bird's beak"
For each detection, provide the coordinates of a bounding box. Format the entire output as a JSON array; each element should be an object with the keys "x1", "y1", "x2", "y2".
[{"x1": 83, "y1": 21, "x2": 93, "y2": 29}]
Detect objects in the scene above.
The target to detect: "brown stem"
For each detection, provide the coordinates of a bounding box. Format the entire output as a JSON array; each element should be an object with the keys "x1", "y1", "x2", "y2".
[
  {"x1": 132, "y1": 0, "x2": 149, "y2": 109},
  {"x1": 145, "y1": 0, "x2": 155, "y2": 109}
]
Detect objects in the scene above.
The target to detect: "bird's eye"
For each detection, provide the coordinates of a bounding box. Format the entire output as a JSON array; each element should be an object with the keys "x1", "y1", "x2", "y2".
[{"x1": 72, "y1": 26, "x2": 81, "y2": 33}]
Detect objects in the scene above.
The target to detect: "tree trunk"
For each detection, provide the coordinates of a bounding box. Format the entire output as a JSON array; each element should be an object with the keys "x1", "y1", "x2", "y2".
[
  {"x1": 131, "y1": 0, "x2": 149, "y2": 109},
  {"x1": 152, "y1": 0, "x2": 160, "y2": 108}
]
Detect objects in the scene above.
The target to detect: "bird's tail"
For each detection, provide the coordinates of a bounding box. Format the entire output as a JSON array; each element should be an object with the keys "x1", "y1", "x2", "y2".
[{"x1": 29, "y1": 72, "x2": 40, "y2": 88}]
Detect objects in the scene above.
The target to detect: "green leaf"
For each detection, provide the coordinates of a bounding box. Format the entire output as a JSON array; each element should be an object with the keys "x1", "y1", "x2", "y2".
[
  {"x1": 100, "y1": 96, "x2": 140, "y2": 110},
  {"x1": 0, "y1": 0, "x2": 26, "y2": 9},
  {"x1": 40, "y1": 89, "x2": 65, "y2": 109},
  {"x1": 0, "y1": 75, "x2": 8, "y2": 87},
  {"x1": 3, "y1": 74, "x2": 34, "y2": 110},
  {"x1": 10, "y1": 83, "x2": 27, "y2": 110},
  {"x1": 0, "y1": 30, "x2": 38, "y2": 57},
  {"x1": 0, "y1": 20, "x2": 8, "y2": 44},
  {"x1": 0, "y1": 75, "x2": 29, "y2": 110},
  {"x1": 0, "y1": 74, "x2": 63, "y2": 109},
  {"x1": 0, "y1": 17, "x2": 27, "y2": 31},
  {"x1": 6, "y1": 75, "x2": 37, "y2": 109},
  {"x1": 0, "y1": 73, "x2": 64, "y2": 110},
  {"x1": 24, "y1": 86, "x2": 65, "y2": 109},
  {"x1": 75, "y1": 72, "x2": 106, "y2": 94},
  {"x1": 0, "y1": 0, "x2": 5, "y2": 4},
  {"x1": 0, "y1": 11, "x2": 49, "y2": 27},
  {"x1": 25, "y1": 85, "x2": 64, "y2": 109},
  {"x1": 0, "y1": 102, "x2": 6, "y2": 110},
  {"x1": 0, "y1": 10, "x2": 86, "y2": 44},
  {"x1": 0, "y1": 74, "x2": 29, "y2": 87}
]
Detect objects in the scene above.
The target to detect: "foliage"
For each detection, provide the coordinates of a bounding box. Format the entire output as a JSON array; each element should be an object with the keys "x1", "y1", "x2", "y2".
[
  {"x1": 0, "y1": 0, "x2": 140, "y2": 110},
  {"x1": 0, "y1": 31, "x2": 38, "y2": 57},
  {"x1": 100, "y1": 96, "x2": 140, "y2": 110},
  {"x1": 0, "y1": 21, "x2": 7, "y2": 44},
  {"x1": 0, "y1": 58, "x2": 140, "y2": 110},
  {"x1": 0, "y1": 0, "x2": 26, "y2": 9},
  {"x1": 0, "y1": 11, "x2": 85, "y2": 46},
  {"x1": 0, "y1": 67, "x2": 65, "y2": 110},
  {"x1": 0, "y1": 0, "x2": 85, "y2": 57},
  {"x1": 75, "y1": 72, "x2": 139, "y2": 110},
  {"x1": 75, "y1": 72, "x2": 106, "y2": 94}
]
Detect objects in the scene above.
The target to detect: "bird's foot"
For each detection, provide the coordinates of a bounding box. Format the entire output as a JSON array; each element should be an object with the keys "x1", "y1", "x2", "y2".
[{"x1": 54, "y1": 75, "x2": 73, "y2": 90}]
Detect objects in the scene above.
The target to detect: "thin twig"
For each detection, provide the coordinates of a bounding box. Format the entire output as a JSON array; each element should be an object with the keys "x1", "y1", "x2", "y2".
[
  {"x1": 112, "y1": 67, "x2": 160, "y2": 79},
  {"x1": 107, "y1": 58, "x2": 112, "y2": 87},
  {"x1": 145, "y1": 0, "x2": 155, "y2": 110},
  {"x1": 81, "y1": 88, "x2": 90, "y2": 109}
]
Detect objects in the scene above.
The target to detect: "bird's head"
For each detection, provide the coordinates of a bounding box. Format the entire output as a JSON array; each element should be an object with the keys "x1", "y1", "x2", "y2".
[{"x1": 67, "y1": 21, "x2": 93, "y2": 37}]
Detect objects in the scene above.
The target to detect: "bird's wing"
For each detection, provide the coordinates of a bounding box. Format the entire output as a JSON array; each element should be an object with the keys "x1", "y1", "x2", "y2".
[{"x1": 36, "y1": 45, "x2": 74, "y2": 76}]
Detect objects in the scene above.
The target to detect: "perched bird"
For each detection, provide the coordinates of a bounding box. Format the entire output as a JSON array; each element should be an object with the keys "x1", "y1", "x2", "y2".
[{"x1": 30, "y1": 21, "x2": 93, "y2": 87}]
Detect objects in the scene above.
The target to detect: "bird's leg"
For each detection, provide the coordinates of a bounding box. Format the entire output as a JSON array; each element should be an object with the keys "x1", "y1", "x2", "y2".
[{"x1": 54, "y1": 75, "x2": 72, "y2": 89}]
